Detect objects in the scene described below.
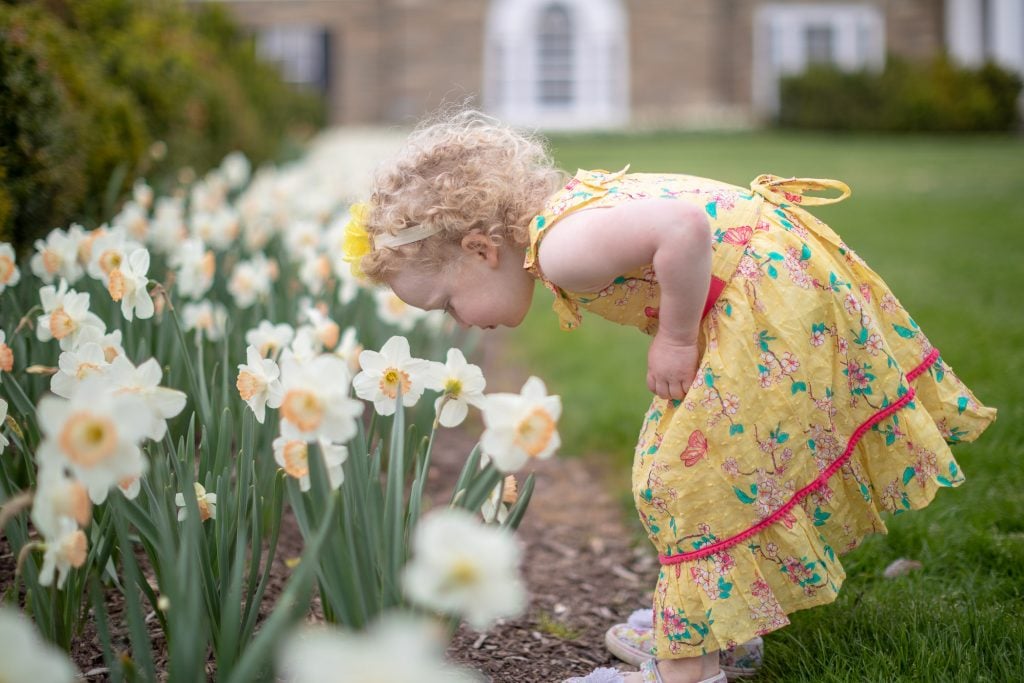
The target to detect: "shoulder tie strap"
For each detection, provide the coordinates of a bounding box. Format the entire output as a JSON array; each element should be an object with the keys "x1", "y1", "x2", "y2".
[{"x1": 749, "y1": 175, "x2": 851, "y2": 206}]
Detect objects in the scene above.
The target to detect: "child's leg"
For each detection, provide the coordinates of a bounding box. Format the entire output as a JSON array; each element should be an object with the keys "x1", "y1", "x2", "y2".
[{"x1": 621, "y1": 651, "x2": 721, "y2": 683}]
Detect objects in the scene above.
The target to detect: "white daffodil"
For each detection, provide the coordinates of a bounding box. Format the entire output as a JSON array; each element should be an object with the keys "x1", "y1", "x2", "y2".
[
  {"x1": 283, "y1": 219, "x2": 322, "y2": 260},
  {"x1": 35, "y1": 376, "x2": 151, "y2": 504},
  {"x1": 0, "y1": 241, "x2": 21, "y2": 293},
  {"x1": 481, "y1": 475, "x2": 518, "y2": 525},
  {"x1": 0, "y1": 398, "x2": 9, "y2": 451},
  {"x1": 182, "y1": 300, "x2": 228, "y2": 342},
  {"x1": 191, "y1": 207, "x2": 240, "y2": 252},
  {"x1": 51, "y1": 342, "x2": 110, "y2": 399},
  {"x1": 148, "y1": 196, "x2": 188, "y2": 255},
  {"x1": 298, "y1": 250, "x2": 332, "y2": 297},
  {"x1": 423, "y1": 349, "x2": 486, "y2": 428},
  {"x1": 0, "y1": 329, "x2": 13, "y2": 374},
  {"x1": 278, "y1": 352, "x2": 363, "y2": 443},
  {"x1": 332, "y1": 326, "x2": 362, "y2": 375},
  {"x1": 75, "y1": 326, "x2": 125, "y2": 363},
  {"x1": 272, "y1": 433, "x2": 347, "y2": 492},
  {"x1": 220, "y1": 151, "x2": 251, "y2": 190},
  {"x1": 479, "y1": 377, "x2": 562, "y2": 473},
  {"x1": 278, "y1": 614, "x2": 481, "y2": 683},
  {"x1": 402, "y1": 507, "x2": 526, "y2": 631},
  {"x1": 114, "y1": 199, "x2": 150, "y2": 242},
  {"x1": 298, "y1": 303, "x2": 340, "y2": 350},
  {"x1": 0, "y1": 608, "x2": 80, "y2": 681},
  {"x1": 30, "y1": 465, "x2": 92, "y2": 538},
  {"x1": 39, "y1": 516, "x2": 88, "y2": 589},
  {"x1": 85, "y1": 228, "x2": 141, "y2": 284},
  {"x1": 175, "y1": 482, "x2": 217, "y2": 522},
  {"x1": 36, "y1": 279, "x2": 105, "y2": 351},
  {"x1": 287, "y1": 326, "x2": 322, "y2": 364},
  {"x1": 168, "y1": 237, "x2": 215, "y2": 300},
  {"x1": 228, "y1": 252, "x2": 273, "y2": 308},
  {"x1": 237, "y1": 344, "x2": 284, "y2": 424},
  {"x1": 133, "y1": 178, "x2": 154, "y2": 209},
  {"x1": 352, "y1": 336, "x2": 430, "y2": 416},
  {"x1": 107, "y1": 248, "x2": 154, "y2": 321},
  {"x1": 374, "y1": 288, "x2": 427, "y2": 332},
  {"x1": 105, "y1": 355, "x2": 187, "y2": 441},
  {"x1": 117, "y1": 475, "x2": 141, "y2": 500},
  {"x1": 245, "y1": 320, "x2": 295, "y2": 360},
  {"x1": 30, "y1": 227, "x2": 83, "y2": 285}
]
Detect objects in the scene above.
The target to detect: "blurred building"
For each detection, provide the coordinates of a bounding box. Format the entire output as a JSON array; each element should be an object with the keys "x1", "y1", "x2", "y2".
[{"x1": 194, "y1": 0, "x2": 1024, "y2": 129}]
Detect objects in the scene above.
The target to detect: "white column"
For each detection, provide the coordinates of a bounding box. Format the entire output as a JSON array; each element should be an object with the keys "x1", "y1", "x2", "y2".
[
  {"x1": 945, "y1": 0, "x2": 985, "y2": 66},
  {"x1": 990, "y1": 0, "x2": 1024, "y2": 74}
]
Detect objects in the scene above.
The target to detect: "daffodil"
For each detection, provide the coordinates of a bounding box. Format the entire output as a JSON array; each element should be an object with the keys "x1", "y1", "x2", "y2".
[
  {"x1": 85, "y1": 229, "x2": 142, "y2": 285},
  {"x1": 237, "y1": 344, "x2": 284, "y2": 424},
  {"x1": 182, "y1": 300, "x2": 228, "y2": 342},
  {"x1": 245, "y1": 320, "x2": 295, "y2": 359},
  {"x1": 0, "y1": 608, "x2": 79, "y2": 681},
  {"x1": 107, "y1": 248, "x2": 154, "y2": 321},
  {"x1": 30, "y1": 465, "x2": 92, "y2": 538},
  {"x1": 148, "y1": 196, "x2": 188, "y2": 255},
  {"x1": 0, "y1": 241, "x2": 21, "y2": 293},
  {"x1": 374, "y1": 288, "x2": 427, "y2": 332},
  {"x1": 220, "y1": 150, "x2": 251, "y2": 190},
  {"x1": 332, "y1": 326, "x2": 362, "y2": 374},
  {"x1": 35, "y1": 376, "x2": 151, "y2": 504},
  {"x1": 279, "y1": 614, "x2": 480, "y2": 683},
  {"x1": 105, "y1": 355, "x2": 187, "y2": 441},
  {"x1": 228, "y1": 252, "x2": 273, "y2": 308},
  {"x1": 423, "y1": 348, "x2": 486, "y2": 428},
  {"x1": 30, "y1": 227, "x2": 83, "y2": 285},
  {"x1": 272, "y1": 432, "x2": 347, "y2": 492},
  {"x1": 75, "y1": 326, "x2": 125, "y2": 363},
  {"x1": 0, "y1": 329, "x2": 13, "y2": 374},
  {"x1": 175, "y1": 482, "x2": 218, "y2": 522},
  {"x1": 402, "y1": 507, "x2": 526, "y2": 630},
  {"x1": 36, "y1": 279, "x2": 105, "y2": 351},
  {"x1": 278, "y1": 352, "x2": 363, "y2": 443},
  {"x1": 479, "y1": 377, "x2": 562, "y2": 473},
  {"x1": 168, "y1": 237, "x2": 215, "y2": 300},
  {"x1": 51, "y1": 342, "x2": 110, "y2": 399},
  {"x1": 39, "y1": 516, "x2": 89, "y2": 589},
  {"x1": 352, "y1": 336, "x2": 430, "y2": 416},
  {"x1": 299, "y1": 302, "x2": 340, "y2": 349}
]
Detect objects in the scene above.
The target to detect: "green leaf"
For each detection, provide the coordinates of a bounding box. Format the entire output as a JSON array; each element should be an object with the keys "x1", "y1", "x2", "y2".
[
  {"x1": 903, "y1": 466, "x2": 916, "y2": 485},
  {"x1": 957, "y1": 396, "x2": 968, "y2": 414},
  {"x1": 791, "y1": 381, "x2": 807, "y2": 394},
  {"x1": 767, "y1": 251, "x2": 785, "y2": 261},
  {"x1": 800, "y1": 244, "x2": 811, "y2": 260},
  {"x1": 705, "y1": 201, "x2": 718, "y2": 218},
  {"x1": 729, "y1": 424, "x2": 744, "y2": 436},
  {"x1": 937, "y1": 476, "x2": 953, "y2": 487},
  {"x1": 892, "y1": 324, "x2": 917, "y2": 339},
  {"x1": 734, "y1": 486, "x2": 756, "y2": 504},
  {"x1": 767, "y1": 264, "x2": 778, "y2": 278}
]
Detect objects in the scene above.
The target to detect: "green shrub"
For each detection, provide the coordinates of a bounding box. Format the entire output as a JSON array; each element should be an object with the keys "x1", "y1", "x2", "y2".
[
  {"x1": 778, "y1": 56, "x2": 1022, "y2": 132},
  {"x1": 0, "y1": 0, "x2": 325, "y2": 252}
]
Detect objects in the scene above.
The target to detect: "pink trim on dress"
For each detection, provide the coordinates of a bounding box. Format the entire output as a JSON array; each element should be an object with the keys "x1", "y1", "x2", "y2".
[{"x1": 658, "y1": 347, "x2": 942, "y2": 565}]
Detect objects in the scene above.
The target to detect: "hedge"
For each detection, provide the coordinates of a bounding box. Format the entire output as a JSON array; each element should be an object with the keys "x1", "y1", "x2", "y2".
[
  {"x1": 0, "y1": 0, "x2": 325, "y2": 251},
  {"x1": 778, "y1": 56, "x2": 1022, "y2": 133}
]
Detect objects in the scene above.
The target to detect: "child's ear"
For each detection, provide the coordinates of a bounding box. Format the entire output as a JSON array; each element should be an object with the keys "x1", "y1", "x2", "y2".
[{"x1": 460, "y1": 230, "x2": 499, "y2": 267}]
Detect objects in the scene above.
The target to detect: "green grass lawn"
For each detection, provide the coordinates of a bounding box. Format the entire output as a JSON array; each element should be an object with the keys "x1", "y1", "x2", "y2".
[{"x1": 507, "y1": 132, "x2": 1024, "y2": 681}]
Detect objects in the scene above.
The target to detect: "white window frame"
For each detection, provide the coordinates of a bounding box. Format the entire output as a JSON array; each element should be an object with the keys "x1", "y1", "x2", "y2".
[
  {"x1": 484, "y1": 0, "x2": 629, "y2": 129},
  {"x1": 752, "y1": 3, "x2": 885, "y2": 116}
]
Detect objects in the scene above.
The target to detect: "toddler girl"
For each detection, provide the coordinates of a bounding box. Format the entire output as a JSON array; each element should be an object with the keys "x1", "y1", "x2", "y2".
[{"x1": 344, "y1": 111, "x2": 996, "y2": 683}]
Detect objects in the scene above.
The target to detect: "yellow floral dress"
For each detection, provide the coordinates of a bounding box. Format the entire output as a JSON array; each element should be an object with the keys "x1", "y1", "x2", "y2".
[{"x1": 523, "y1": 167, "x2": 997, "y2": 659}]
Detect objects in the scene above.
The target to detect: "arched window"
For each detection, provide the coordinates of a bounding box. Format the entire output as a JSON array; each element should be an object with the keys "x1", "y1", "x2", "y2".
[
  {"x1": 485, "y1": 0, "x2": 628, "y2": 129},
  {"x1": 537, "y1": 4, "x2": 574, "y2": 106}
]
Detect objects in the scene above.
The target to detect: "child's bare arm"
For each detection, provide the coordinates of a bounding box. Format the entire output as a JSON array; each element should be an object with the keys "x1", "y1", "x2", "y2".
[{"x1": 537, "y1": 199, "x2": 711, "y2": 399}]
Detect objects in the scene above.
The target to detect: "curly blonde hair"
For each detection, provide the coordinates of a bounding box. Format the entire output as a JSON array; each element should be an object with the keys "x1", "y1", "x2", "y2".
[{"x1": 359, "y1": 109, "x2": 566, "y2": 284}]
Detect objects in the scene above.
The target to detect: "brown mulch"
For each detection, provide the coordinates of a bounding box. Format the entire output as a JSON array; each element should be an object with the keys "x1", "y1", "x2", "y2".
[{"x1": 1, "y1": 330, "x2": 660, "y2": 682}]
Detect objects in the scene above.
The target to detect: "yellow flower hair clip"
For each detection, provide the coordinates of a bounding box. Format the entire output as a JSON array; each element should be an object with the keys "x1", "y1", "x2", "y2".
[
  {"x1": 340, "y1": 200, "x2": 444, "y2": 280},
  {"x1": 341, "y1": 202, "x2": 371, "y2": 280}
]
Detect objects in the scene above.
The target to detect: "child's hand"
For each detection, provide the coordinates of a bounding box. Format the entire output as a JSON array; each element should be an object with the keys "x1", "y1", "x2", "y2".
[{"x1": 647, "y1": 334, "x2": 700, "y2": 400}]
